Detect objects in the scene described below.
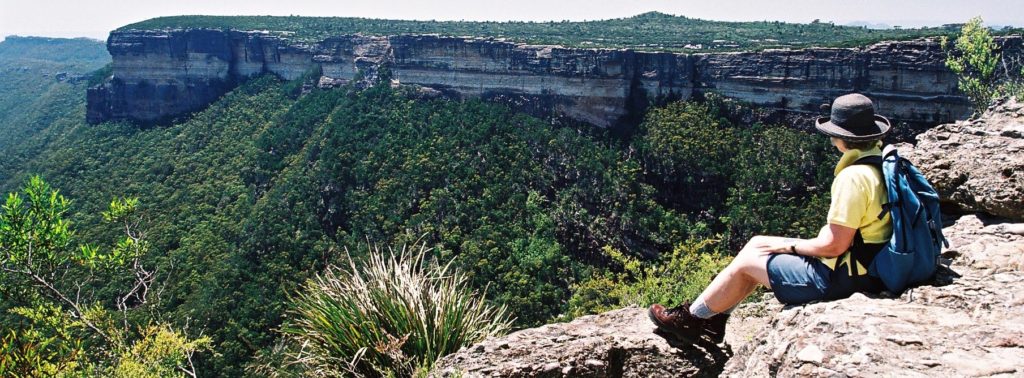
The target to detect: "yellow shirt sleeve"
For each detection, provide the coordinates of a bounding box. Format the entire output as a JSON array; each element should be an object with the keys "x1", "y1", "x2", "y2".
[{"x1": 827, "y1": 170, "x2": 868, "y2": 229}]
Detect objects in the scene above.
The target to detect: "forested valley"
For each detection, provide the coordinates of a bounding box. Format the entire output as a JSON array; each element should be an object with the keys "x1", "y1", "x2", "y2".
[{"x1": 0, "y1": 36, "x2": 842, "y2": 376}]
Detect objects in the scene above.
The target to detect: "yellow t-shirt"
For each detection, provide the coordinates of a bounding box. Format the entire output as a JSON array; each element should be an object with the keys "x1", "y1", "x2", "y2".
[{"x1": 819, "y1": 145, "x2": 893, "y2": 274}]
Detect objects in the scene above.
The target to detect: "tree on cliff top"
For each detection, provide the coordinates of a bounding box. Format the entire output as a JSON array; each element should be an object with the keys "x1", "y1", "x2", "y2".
[{"x1": 944, "y1": 16, "x2": 1024, "y2": 110}]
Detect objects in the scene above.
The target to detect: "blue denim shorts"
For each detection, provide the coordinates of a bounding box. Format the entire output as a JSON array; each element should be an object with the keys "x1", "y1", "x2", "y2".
[
  {"x1": 766, "y1": 253, "x2": 885, "y2": 305},
  {"x1": 765, "y1": 253, "x2": 831, "y2": 304}
]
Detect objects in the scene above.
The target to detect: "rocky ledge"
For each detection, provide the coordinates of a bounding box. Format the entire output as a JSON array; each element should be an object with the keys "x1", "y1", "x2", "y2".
[
  {"x1": 432, "y1": 213, "x2": 1024, "y2": 377},
  {"x1": 433, "y1": 101, "x2": 1024, "y2": 377},
  {"x1": 722, "y1": 213, "x2": 1024, "y2": 377},
  {"x1": 431, "y1": 306, "x2": 728, "y2": 377}
]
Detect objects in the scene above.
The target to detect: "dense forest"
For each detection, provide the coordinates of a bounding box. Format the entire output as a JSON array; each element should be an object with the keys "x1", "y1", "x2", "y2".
[
  {"x1": 118, "y1": 11, "x2": 975, "y2": 51},
  {"x1": 0, "y1": 35, "x2": 838, "y2": 376}
]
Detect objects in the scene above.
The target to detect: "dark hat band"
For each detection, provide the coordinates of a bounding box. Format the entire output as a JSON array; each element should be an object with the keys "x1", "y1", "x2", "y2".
[{"x1": 832, "y1": 108, "x2": 883, "y2": 135}]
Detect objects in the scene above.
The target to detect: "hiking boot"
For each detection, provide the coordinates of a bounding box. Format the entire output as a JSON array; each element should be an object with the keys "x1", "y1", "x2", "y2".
[
  {"x1": 702, "y1": 312, "x2": 730, "y2": 344},
  {"x1": 648, "y1": 303, "x2": 704, "y2": 342}
]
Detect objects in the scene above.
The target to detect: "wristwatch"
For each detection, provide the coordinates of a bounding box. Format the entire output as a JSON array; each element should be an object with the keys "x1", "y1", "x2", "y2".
[{"x1": 790, "y1": 244, "x2": 798, "y2": 255}]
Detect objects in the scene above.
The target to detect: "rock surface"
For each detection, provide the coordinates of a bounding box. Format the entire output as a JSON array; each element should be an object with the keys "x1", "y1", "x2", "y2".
[
  {"x1": 87, "y1": 28, "x2": 1023, "y2": 127},
  {"x1": 431, "y1": 306, "x2": 729, "y2": 377},
  {"x1": 900, "y1": 97, "x2": 1024, "y2": 220},
  {"x1": 723, "y1": 214, "x2": 1024, "y2": 377},
  {"x1": 435, "y1": 213, "x2": 1024, "y2": 377}
]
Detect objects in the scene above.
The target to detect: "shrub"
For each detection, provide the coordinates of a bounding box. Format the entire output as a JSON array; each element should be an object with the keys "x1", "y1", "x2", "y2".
[
  {"x1": 0, "y1": 177, "x2": 211, "y2": 377},
  {"x1": 109, "y1": 326, "x2": 212, "y2": 378},
  {"x1": 943, "y1": 16, "x2": 1024, "y2": 109},
  {"x1": 275, "y1": 242, "x2": 512, "y2": 377},
  {"x1": 566, "y1": 239, "x2": 732, "y2": 318},
  {"x1": 943, "y1": 17, "x2": 1000, "y2": 110}
]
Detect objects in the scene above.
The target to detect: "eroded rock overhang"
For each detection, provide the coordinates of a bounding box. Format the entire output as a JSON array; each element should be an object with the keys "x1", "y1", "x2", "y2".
[{"x1": 86, "y1": 28, "x2": 1023, "y2": 129}]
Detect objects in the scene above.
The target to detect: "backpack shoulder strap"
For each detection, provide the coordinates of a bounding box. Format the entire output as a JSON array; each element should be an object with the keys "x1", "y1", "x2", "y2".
[{"x1": 851, "y1": 155, "x2": 883, "y2": 168}]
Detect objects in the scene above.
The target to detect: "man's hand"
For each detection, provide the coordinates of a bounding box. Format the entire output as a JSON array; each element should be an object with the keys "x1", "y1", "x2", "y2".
[{"x1": 747, "y1": 237, "x2": 800, "y2": 254}]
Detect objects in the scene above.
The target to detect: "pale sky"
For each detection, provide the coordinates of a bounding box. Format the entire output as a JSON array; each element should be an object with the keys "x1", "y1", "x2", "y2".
[{"x1": 2, "y1": 0, "x2": 1022, "y2": 41}]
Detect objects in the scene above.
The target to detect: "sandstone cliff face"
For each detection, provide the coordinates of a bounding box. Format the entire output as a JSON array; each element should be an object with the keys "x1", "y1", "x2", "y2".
[
  {"x1": 87, "y1": 29, "x2": 1022, "y2": 128},
  {"x1": 694, "y1": 39, "x2": 980, "y2": 132}
]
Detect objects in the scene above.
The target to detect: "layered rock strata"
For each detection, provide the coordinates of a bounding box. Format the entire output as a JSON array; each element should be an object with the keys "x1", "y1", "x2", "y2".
[{"x1": 87, "y1": 29, "x2": 1022, "y2": 127}]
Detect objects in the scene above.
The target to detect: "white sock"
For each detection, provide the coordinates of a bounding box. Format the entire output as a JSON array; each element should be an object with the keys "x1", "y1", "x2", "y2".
[
  {"x1": 689, "y1": 297, "x2": 718, "y2": 319},
  {"x1": 689, "y1": 295, "x2": 736, "y2": 319}
]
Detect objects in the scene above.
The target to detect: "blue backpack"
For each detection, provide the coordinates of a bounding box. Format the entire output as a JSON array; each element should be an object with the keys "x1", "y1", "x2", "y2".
[{"x1": 855, "y1": 145, "x2": 948, "y2": 293}]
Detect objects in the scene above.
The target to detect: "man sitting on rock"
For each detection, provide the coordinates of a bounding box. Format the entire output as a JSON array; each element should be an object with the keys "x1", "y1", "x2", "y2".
[{"x1": 649, "y1": 93, "x2": 894, "y2": 344}]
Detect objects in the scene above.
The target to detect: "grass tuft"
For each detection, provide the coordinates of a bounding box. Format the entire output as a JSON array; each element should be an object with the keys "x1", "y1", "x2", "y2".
[{"x1": 272, "y1": 242, "x2": 512, "y2": 377}]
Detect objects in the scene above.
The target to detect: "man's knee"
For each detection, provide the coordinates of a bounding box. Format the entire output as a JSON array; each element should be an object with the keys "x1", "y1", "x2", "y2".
[
  {"x1": 738, "y1": 235, "x2": 770, "y2": 257},
  {"x1": 723, "y1": 250, "x2": 759, "y2": 273},
  {"x1": 746, "y1": 235, "x2": 769, "y2": 246},
  {"x1": 734, "y1": 255, "x2": 771, "y2": 286}
]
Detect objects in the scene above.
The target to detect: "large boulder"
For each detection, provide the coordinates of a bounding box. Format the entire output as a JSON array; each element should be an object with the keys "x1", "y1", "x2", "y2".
[{"x1": 899, "y1": 98, "x2": 1024, "y2": 220}]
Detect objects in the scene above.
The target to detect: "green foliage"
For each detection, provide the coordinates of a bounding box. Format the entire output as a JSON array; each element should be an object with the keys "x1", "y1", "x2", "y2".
[
  {"x1": 0, "y1": 37, "x2": 846, "y2": 375},
  {"x1": 86, "y1": 64, "x2": 113, "y2": 87},
  {"x1": 2, "y1": 307, "x2": 211, "y2": 378},
  {"x1": 0, "y1": 177, "x2": 211, "y2": 377},
  {"x1": 0, "y1": 304, "x2": 87, "y2": 377},
  {"x1": 567, "y1": 239, "x2": 731, "y2": 318},
  {"x1": 270, "y1": 242, "x2": 510, "y2": 377},
  {"x1": 633, "y1": 96, "x2": 836, "y2": 250},
  {"x1": 723, "y1": 126, "x2": 836, "y2": 246},
  {"x1": 634, "y1": 99, "x2": 738, "y2": 211},
  {"x1": 108, "y1": 326, "x2": 212, "y2": 378},
  {"x1": 0, "y1": 175, "x2": 75, "y2": 272},
  {"x1": 244, "y1": 82, "x2": 690, "y2": 333},
  {"x1": 0, "y1": 37, "x2": 109, "y2": 178},
  {"x1": 0, "y1": 176, "x2": 149, "y2": 291},
  {"x1": 0, "y1": 178, "x2": 96, "y2": 374},
  {"x1": 944, "y1": 17, "x2": 1001, "y2": 110},
  {"x1": 117, "y1": 12, "x2": 962, "y2": 52},
  {"x1": 943, "y1": 17, "x2": 1024, "y2": 108}
]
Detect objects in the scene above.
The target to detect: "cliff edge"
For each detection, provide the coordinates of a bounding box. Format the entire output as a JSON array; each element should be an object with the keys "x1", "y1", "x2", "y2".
[
  {"x1": 721, "y1": 213, "x2": 1024, "y2": 377},
  {"x1": 433, "y1": 101, "x2": 1024, "y2": 377},
  {"x1": 87, "y1": 28, "x2": 1024, "y2": 129}
]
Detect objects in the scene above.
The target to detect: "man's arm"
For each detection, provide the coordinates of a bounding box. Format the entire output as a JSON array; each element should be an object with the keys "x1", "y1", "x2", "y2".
[{"x1": 754, "y1": 224, "x2": 856, "y2": 258}]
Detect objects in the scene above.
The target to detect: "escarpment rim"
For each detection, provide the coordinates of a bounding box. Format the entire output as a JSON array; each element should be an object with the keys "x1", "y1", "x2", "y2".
[{"x1": 88, "y1": 28, "x2": 1021, "y2": 132}]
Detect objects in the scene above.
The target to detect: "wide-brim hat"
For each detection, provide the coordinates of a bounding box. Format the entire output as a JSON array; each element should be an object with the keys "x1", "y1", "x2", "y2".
[{"x1": 815, "y1": 93, "x2": 892, "y2": 142}]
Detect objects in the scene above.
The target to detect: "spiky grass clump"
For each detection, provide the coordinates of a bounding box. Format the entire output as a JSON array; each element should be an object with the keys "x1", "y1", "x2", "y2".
[{"x1": 280, "y1": 243, "x2": 512, "y2": 377}]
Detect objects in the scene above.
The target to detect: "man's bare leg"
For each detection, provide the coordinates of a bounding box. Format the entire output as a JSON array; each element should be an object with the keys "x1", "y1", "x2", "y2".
[
  {"x1": 697, "y1": 236, "x2": 789, "y2": 313},
  {"x1": 649, "y1": 235, "x2": 793, "y2": 342}
]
